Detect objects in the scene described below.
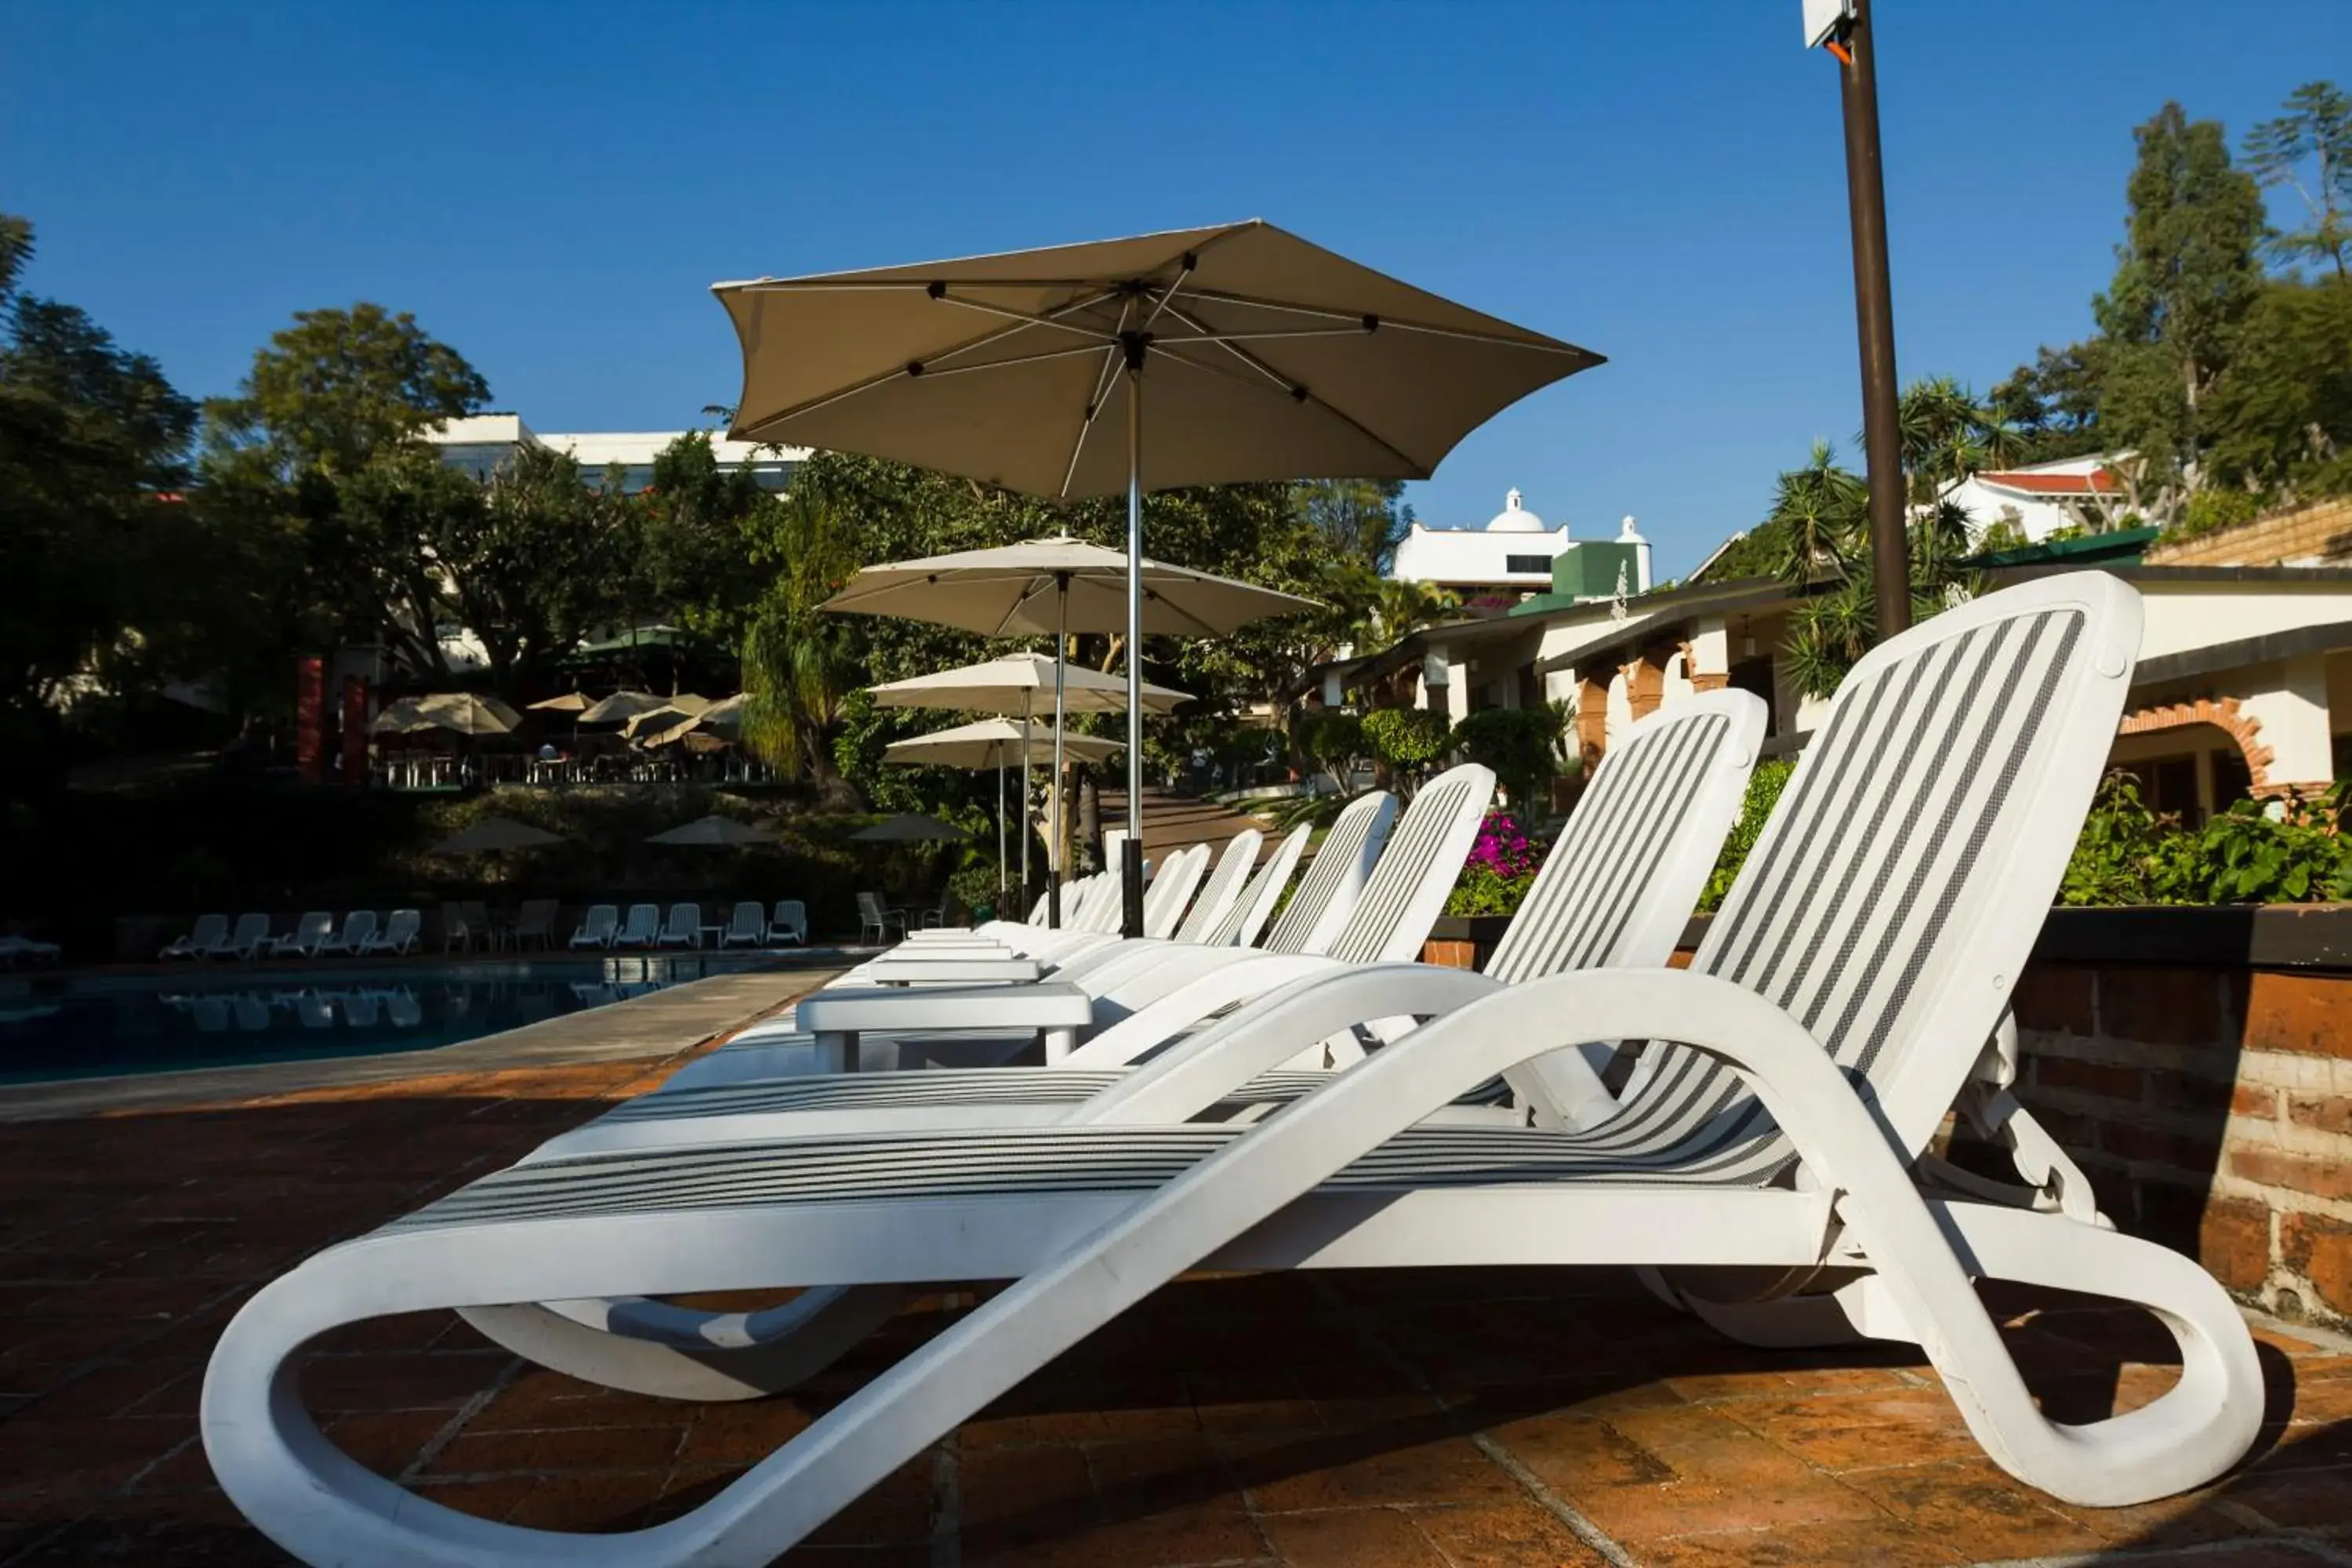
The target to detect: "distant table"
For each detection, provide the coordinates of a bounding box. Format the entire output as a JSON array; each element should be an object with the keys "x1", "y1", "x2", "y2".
[{"x1": 700, "y1": 925, "x2": 725, "y2": 948}]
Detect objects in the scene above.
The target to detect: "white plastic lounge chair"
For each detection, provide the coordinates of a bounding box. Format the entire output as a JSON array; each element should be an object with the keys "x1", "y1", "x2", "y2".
[
  {"x1": 613, "y1": 903, "x2": 662, "y2": 949},
  {"x1": 358, "y1": 910, "x2": 420, "y2": 956},
  {"x1": 1169, "y1": 831, "x2": 1261, "y2": 945},
  {"x1": 267, "y1": 913, "x2": 334, "y2": 959},
  {"x1": 719, "y1": 902, "x2": 765, "y2": 948},
  {"x1": 1208, "y1": 823, "x2": 1310, "y2": 949},
  {"x1": 1138, "y1": 844, "x2": 1210, "y2": 939},
  {"x1": 312, "y1": 911, "x2": 375, "y2": 957},
  {"x1": 208, "y1": 913, "x2": 272, "y2": 960},
  {"x1": 161, "y1": 915, "x2": 227, "y2": 960},
  {"x1": 662, "y1": 771, "x2": 1480, "y2": 1091},
  {"x1": 541, "y1": 695, "x2": 1759, "y2": 1171},
  {"x1": 655, "y1": 903, "x2": 702, "y2": 949},
  {"x1": 768, "y1": 900, "x2": 808, "y2": 946},
  {"x1": 0, "y1": 935, "x2": 62, "y2": 967},
  {"x1": 202, "y1": 576, "x2": 2267, "y2": 1568},
  {"x1": 568, "y1": 904, "x2": 619, "y2": 949}
]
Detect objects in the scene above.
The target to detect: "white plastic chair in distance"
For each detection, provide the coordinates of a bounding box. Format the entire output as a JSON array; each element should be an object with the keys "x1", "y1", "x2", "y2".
[
  {"x1": 656, "y1": 904, "x2": 701, "y2": 949},
  {"x1": 720, "y1": 902, "x2": 766, "y2": 948},
  {"x1": 160, "y1": 915, "x2": 227, "y2": 960},
  {"x1": 267, "y1": 913, "x2": 333, "y2": 959},
  {"x1": 212, "y1": 913, "x2": 272, "y2": 960},
  {"x1": 568, "y1": 905, "x2": 619, "y2": 949},
  {"x1": 359, "y1": 910, "x2": 420, "y2": 956},
  {"x1": 612, "y1": 904, "x2": 661, "y2": 949},
  {"x1": 768, "y1": 901, "x2": 808, "y2": 946},
  {"x1": 201, "y1": 575, "x2": 2266, "y2": 1568},
  {"x1": 312, "y1": 912, "x2": 376, "y2": 957}
]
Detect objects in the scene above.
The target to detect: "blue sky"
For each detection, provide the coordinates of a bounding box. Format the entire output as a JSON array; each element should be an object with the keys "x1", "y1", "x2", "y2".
[{"x1": 9, "y1": 2, "x2": 2344, "y2": 574}]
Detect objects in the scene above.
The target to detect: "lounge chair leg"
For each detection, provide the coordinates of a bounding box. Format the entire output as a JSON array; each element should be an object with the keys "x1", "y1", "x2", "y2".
[{"x1": 456, "y1": 1285, "x2": 909, "y2": 1403}]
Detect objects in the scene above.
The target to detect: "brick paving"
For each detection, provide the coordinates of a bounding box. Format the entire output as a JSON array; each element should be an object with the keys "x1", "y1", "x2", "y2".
[{"x1": 1, "y1": 1015, "x2": 2349, "y2": 1564}]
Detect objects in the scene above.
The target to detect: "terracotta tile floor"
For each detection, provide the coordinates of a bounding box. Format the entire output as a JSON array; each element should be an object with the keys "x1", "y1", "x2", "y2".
[{"x1": 2, "y1": 1044, "x2": 2349, "y2": 1566}]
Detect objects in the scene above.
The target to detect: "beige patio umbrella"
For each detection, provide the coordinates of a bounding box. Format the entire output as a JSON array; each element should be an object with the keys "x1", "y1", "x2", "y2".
[
  {"x1": 868, "y1": 653, "x2": 1189, "y2": 899},
  {"x1": 884, "y1": 717, "x2": 1125, "y2": 900},
  {"x1": 527, "y1": 691, "x2": 593, "y2": 713},
  {"x1": 427, "y1": 816, "x2": 564, "y2": 855},
  {"x1": 578, "y1": 690, "x2": 670, "y2": 725},
  {"x1": 646, "y1": 815, "x2": 774, "y2": 847},
  {"x1": 371, "y1": 692, "x2": 522, "y2": 737},
  {"x1": 825, "y1": 538, "x2": 1305, "y2": 924},
  {"x1": 719, "y1": 219, "x2": 1596, "y2": 932}
]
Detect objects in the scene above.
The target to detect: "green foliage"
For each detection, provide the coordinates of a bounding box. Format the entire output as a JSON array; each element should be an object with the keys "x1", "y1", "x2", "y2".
[
  {"x1": 1295, "y1": 710, "x2": 1365, "y2": 789},
  {"x1": 2243, "y1": 81, "x2": 2352, "y2": 278},
  {"x1": 1987, "y1": 343, "x2": 2111, "y2": 466},
  {"x1": 202, "y1": 303, "x2": 487, "y2": 481},
  {"x1": 1359, "y1": 706, "x2": 1450, "y2": 786},
  {"x1": 1290, "y1": 477, "x2": 1410, "y2": 572},
  {"x1": 1698, "y1": 759, "x2": 1793, "y2": 912},
  {"x1": 2167, "y1": 485, "x2": 2263, "y2": 543},
  {"x1": 2060, "y1": 771, "x2": 2352, "y2": 906},
  {"x1": 739, "y1": 485, "x2": 859, "y2": 787},
  {"x1": 1443, "y1": 864, "x2": 1534, "y2": 917},
  {"x1": 1450, "y1": 705, "x2": 1567, "y2": 812},
  {"x1": 1265, "y1": 786, "x2": 1363, "y2": 832}
]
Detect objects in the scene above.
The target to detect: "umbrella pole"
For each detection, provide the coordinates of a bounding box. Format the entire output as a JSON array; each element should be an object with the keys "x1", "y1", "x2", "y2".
[
  {"x1": 1021, "y1": 691, "x2": 1033, "y2": 909},
  {"x1": 1048, "y1": 576, "x2": 1069, "y2": 930},
  {"x1": 1121, "y1": 364, "x2": 1145, "y2": 939},
  {"x1": 996, "y1": 757, "x2": 1007, "y2": 904}
]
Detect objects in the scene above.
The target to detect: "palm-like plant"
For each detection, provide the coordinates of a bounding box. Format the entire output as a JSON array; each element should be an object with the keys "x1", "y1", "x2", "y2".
[{"x1": 740, "y1": 487, "x2": 859, "y2": 789}]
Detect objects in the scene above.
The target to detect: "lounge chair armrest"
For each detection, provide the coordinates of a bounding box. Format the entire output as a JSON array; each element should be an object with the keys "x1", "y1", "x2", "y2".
[
  {"x1": 854, "y1": 958, "x2": 1041, "y2": 985},
  {"x1": 1077, "y1": 962, "x2": 1508, "y2": 1125},
  {"x1": 794, "y1": 982, "x2": 1093, "y2": 1035}
]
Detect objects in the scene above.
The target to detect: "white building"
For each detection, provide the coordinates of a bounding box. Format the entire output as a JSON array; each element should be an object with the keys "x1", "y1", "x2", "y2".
[
  {"x1": 424, "y1": 414, "x2": 808, "y2": 493},
  {"x1": 1942, "y1": 454, "x2": 2131, "y2": 543},
  {"x1": 1391, "y1": 489, "x2": 1577, "y2": 600}
]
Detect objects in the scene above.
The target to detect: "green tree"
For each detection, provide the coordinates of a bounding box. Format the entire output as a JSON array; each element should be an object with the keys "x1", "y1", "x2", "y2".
[
  {"x1": 2203, "y1": 275, "x2": 2352, "y2": 496},
  {"x1": 2244, "y1": 81, "x2": 2352, "y2": 279},
  {"x1": 1290, "y1": 477, "x2": 1410, "y2": 572},
  {"x1": 1987, "y1": 342, "x2": 2110, "y2": 466},
  {"x1": 2092, "y1": 103, "x2": 2268, "y2": 514},
  {"x1": 203, "y1": 303, "x2": 487, "y2": 481},
  {"x1": 740, "y1": 485, "x2": 861, "y2": 793},
  {"x1": 0, "y1": 213, "x2": 198, "y2": 786}
]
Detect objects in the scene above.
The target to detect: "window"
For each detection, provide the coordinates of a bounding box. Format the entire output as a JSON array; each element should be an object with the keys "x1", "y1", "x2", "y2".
[{"x1": 1504, "y1": 554, "x2": 1552, "y2": 575}]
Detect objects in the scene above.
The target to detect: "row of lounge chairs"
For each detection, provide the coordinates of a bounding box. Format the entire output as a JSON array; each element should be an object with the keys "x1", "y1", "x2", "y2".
[
  {"x1": 567, "y1": 899, "x2": 808, "y2": 950},
  {"x1": 204, "y1": 575, "x2": 2267, "y2": 1566},
  {"x1": 158, "y1": 909, "x2": 421, "y2": 961}
]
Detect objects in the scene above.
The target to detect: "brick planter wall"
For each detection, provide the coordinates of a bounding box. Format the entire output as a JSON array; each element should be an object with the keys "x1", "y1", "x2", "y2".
[{"x1": 1424, "y1": 903, "x2": 2352, "y2": 1328}]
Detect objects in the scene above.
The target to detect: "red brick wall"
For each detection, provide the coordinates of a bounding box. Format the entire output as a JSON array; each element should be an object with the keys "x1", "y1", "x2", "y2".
[{"x1": 2006, "y1": 964, "x2": 2352, "y2": 1327}]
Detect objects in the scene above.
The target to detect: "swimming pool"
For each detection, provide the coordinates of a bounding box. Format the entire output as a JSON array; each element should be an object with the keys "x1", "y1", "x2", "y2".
[{"x1": 0, "y1": 953, "x2": 788, "y2": 1084}]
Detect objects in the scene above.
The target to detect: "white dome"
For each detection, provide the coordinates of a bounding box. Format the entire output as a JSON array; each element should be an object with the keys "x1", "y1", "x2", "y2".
[{"x1": 1486, "y1": 488, "x2": 1546, "y2": 533}]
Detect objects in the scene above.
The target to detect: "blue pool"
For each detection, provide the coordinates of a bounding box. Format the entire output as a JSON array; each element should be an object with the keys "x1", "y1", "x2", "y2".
[{"x1": 0, "y1": 953, "x2": 787, "y2": 1084}]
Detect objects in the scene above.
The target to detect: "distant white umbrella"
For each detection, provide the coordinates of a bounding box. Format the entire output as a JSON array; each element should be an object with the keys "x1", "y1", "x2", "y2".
[
  {"x1": 371, "y1": 692, "x2": 523, "y2": 737},
  {"x1": 826, "y1": 537, "x2": 1305, "y2": 925},
  {"x1": 868, "y1": 653, "x2": 1188, "y2": 899},
  {"x1": 884, "y1": 718, "x2": 1125, "y2": 898},
  {"x1": 579, "y1": 690, "x2": 670, "y2": 725},
  {"x1": 646, "y1": 815, "x2": 774, "y2": 847},
  {"x1": 428, "y1": 816, "x2": 564, "y2": 855},
  {"x1": 527, "y1": 691, "x2": 594, "y2": 713}
]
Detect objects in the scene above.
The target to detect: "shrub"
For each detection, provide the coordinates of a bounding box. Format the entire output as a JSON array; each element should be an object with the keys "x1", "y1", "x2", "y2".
[
  {"x1": 1450, "y1": 705, "x2": 1568, "y2": 813},
  {"x1": 1697, "y1": 758, "x2": 1794, "y2": 912},
  {"x1": 1443, "y1": 811, "x2": 1543, "y2": 917},
  {"x1": 1359, "y1": 707, "x2": 1450, "y2": 787},
  {"x1": 2060, "y1": 771, "x2": 2350, "y2": 906},
  {"x1": 1296, "y1": 710, "x2": 1364, "y2": 789}
]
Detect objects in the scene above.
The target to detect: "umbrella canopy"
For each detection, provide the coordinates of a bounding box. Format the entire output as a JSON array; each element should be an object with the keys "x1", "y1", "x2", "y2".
[
  {"x1": 717, "y1": 220, "x2": 1597, "y2": 496},
  {"x1": 723, "y1": 220, "x2": 1594, "y2": 933},
  {"x1": 868, "y1": 652, "x2": 1190, "y2": 715},
  {"x1": 528, "y1": 691, "x2": 594, "y2": 713},
  {"x1": 371, "y1": 692, "x2": 523, "y2": 737},
  {"x1": 645, "y1": 815, "x2": 774, "y2": 847},
  {"x1": 823, "y1": 536, "x2": 1315, "y2": 639},
  {"x1": 884, "y1": 718, "x2": 1123, "y2": 769},
  {"x1": 851, "y1": 814, "x2": 971, "y2": 844},
  {"x1": 620, "y1": 704, "x2": 699, "y2": 741},
  {"x1": 428, "y1": 816, "x2": 565, "y2": 855},
  {"x1": 698, "y1": 693, "x2": 744, "y2": 727},
  {"x1": 578, "y1": 690, "x2": 670, "y2": 725}
]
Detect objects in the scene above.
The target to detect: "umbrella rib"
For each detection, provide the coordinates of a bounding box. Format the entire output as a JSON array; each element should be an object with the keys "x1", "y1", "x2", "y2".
[
  {"x1": 1166, "y1": 285, "x2": 1596, "y2": 357},
  {"x1": 1058, "y1": 292, "x2": 1139, "y2": 499},
  {"x1": 930, "y1": 291, "x2": 1119, "y2": 343},
  {"x1": 913, "y1": 342, "x2": 1114, "y2": 379}
]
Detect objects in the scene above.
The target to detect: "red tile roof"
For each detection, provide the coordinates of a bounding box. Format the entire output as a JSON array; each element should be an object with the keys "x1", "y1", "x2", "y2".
[{"x1": 1980, "y1": 470, "x2": 2118, "y2": 495}]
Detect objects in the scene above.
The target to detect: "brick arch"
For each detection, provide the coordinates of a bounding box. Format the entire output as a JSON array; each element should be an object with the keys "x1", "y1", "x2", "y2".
[
  {"x1": 2117, "y1": 696, "x2": 2273, "y2": 790},
  {"x1": 1676, "y1": 638, "x2": 1730, "y2": 694}
]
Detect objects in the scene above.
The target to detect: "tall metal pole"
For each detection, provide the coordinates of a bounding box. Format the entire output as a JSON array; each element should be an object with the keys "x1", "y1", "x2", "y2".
[
  {"x1": 1121, "y1": 361, "x2": 1145, "y2": 939},
  {"x1": 1020, "y1": 688, "x2": 1033, "y2": 913},
  {"x1": 1049, "y1": 581, "x2": 1069, "y2": 928},
  {"x1": 996, "y1": 757, "x2": 1007, "y2": 903},
  {"x1": 1835, "y1": 0, "x2": 1910, "y2": 637}
]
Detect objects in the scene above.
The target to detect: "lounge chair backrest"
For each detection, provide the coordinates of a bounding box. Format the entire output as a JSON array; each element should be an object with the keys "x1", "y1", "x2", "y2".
[
  {"x1": 1627, "y1": 572, "x2": 2140, "y2": 1165},
  {"x1": 1209, "y1": 823, "x2": 1311, "y2": 948},
  {"x1": 441, "y1": 902, "x2": 471, "y2": 941},
  {"x1": 856, "y1": 892, "x2": 887, "y2": 922},
  {"x1": 383, "y1": 909, "x2": 420, "y2": 944},
  {"x1": 771, "y1": 900, "x2": 807, "y2": 937},
  {"x1": 1174, "y1": 831, "x2": 1262, "y2": 943},
  {"x1": 1261, "y1": 791, "x2": 1398, "y2": 956},
  {"x1": 340, "y1": 910, "x2": 377, "y2": 946},
  {"x1": 730, "y1": 901, "x2": 764, "y2": 936},
  {"x1": 1027, "y1": 891, "x2": 1049, "y2": 923},
  {"x1": 621, "y1": 903, "x2": 660, "y2": 939},
  {"x1": 226, "y1": 913, "x2": 269, "y2": 950},
  {"x1": 293, "y1": 912, "x2": 331, "y2": 946},
  {"x1": 1140, "y1": 844, "x2": 1209, "y2": 940},
  {"x1": 583, "y1": 905, "x2": 618, "y2": 938},
  {"x1": 1318, "y1": 764, "x2": 1494, "y2": 964},
  {"x1": 1486, "y1": 690, "x2": 1764, "y2": 988},
  {"x1": 666, "y1": 903, "x2": 700, "y2": 937},
  {"x1": 184, "y1": 914, "x2": 228, "y2": 949}
]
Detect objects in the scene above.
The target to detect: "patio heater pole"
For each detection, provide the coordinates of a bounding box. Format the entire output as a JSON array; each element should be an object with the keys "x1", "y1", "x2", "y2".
[{"x1": 1121, "y1": 350, "x2": 1145, "y2": 940}]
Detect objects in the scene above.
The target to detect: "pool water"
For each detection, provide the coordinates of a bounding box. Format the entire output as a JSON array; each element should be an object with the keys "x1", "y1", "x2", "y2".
[{"x1": 0, "y1": 953, "x2": 784, "y2": 1084}]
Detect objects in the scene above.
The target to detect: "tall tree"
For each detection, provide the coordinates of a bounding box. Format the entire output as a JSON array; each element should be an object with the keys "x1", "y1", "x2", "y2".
[
  {"x1": 0, "y1": 212, "x2": 198, "y2": 786},
  {"x1": 1987, "y1": 342, "x2": 2110, "y2": 466},
  {"x1": 1290, "y1": 478, "x2": 1411, "y2": 572},
  {"x1": 203, "y1": 303, "x2": 488, "y2": 480},
  {"x1": 2244, "y1": 81, "x2": 2352, "y2": 279},
  {"x1": 2092, "y1": 103, "x2": 2268, "y2": 511}
]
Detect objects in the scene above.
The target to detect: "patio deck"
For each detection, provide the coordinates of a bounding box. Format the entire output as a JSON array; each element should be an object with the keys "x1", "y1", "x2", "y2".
[{"x1": 1, "y1": 978, "x2": 2347, "y2": 1566}]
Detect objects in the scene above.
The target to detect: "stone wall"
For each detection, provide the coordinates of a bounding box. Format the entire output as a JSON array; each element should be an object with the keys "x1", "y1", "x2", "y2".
[{"x1": 2144, "y1": 493, "x2": 2352, "y2": 566}]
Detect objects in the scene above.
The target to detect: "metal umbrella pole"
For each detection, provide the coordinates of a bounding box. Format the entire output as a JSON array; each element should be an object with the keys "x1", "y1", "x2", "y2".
[
  {"x1": 1020, "y1": 690, "x2": 1033, "y2": 909},
  {"x1": 995, "y1": 753, "x2": 1007, "y2": 903},
  {"x1": 1048, "y1": 575, "x2": 1069, "y2": 928},
  {"x1": 1121, "y1": 354, "x2": 1146, "y2": 938}
]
